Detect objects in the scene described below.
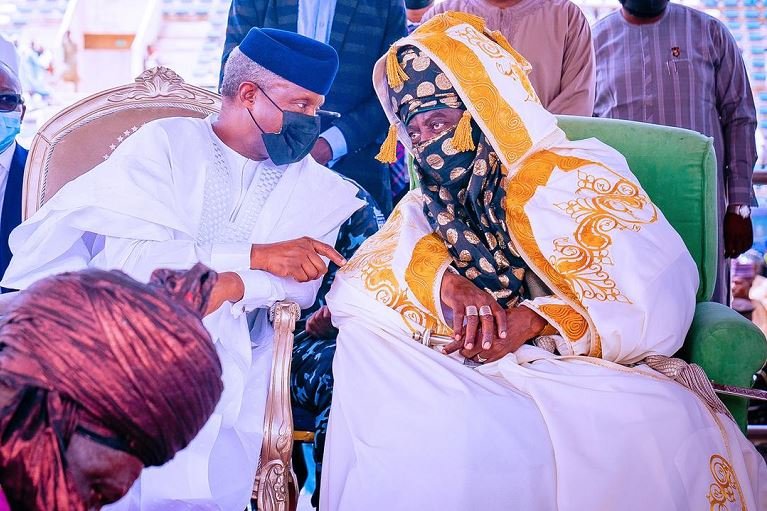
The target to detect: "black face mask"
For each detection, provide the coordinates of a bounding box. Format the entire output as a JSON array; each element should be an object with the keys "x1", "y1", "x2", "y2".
[
  {"x1": 619, "y1": 0, "x2": 669, "y2": 18},
  {"x1": 247, "y1": 88, "x2": 321, "y2": 165}
]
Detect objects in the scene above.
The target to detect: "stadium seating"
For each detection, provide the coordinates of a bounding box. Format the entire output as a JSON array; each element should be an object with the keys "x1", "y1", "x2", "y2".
[
  {"x1": 1, "y1": 0, "x2": 766, "y2": 166},
  {"x1": 701, "y1": 0, "x2": 767, "y2": 170}
]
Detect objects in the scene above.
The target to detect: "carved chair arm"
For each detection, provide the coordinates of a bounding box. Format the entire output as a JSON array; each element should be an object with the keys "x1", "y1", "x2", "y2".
[{"x1": 254, "y1": 300, "x2": 301, "y2": 511}]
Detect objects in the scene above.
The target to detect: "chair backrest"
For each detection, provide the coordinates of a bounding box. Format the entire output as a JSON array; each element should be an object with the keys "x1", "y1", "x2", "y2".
[
  {"x1": 23, "y1": 66, "x2": 221, "y2": 220},
  {"x1": 408, "y1": 116, "x2": 718, "y2": 303},
  {"x1": 557, "y1": 116, "x2": 717, "y2": 303}
]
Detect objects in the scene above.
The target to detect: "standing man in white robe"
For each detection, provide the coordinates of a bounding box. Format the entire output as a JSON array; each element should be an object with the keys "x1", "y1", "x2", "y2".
[{"x1": 1, "y1": 27, "x2": 364, "y2": 511}]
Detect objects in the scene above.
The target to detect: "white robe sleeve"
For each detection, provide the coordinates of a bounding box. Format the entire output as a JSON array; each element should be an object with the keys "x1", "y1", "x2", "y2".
[
  {"x1": 234, "y1": 270, "x2": 321, "y2": 312},
  {"x1": 99, "y1": 231, "x2": 333, "y2": 315},
  {"x1": 233, "y1": 225, "x2": 342, "y2": 312},
  {"x1": 3, "y1": 117, "x2": 363, "y2": 319}
]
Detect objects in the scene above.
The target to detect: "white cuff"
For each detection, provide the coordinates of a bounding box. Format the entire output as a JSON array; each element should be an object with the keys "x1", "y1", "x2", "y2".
[
  {"x1": 321, "y1": 126, "x2": 348, "y2": 162},
  {"x1": 230, "y1": 270, "x2": 286, "y2": 317},
  {"x1": 209, "y1": 243, "x2": 251, "y2": 272}
]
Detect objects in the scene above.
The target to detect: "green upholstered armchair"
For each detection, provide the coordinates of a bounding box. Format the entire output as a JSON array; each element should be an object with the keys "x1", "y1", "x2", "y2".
[
  {"x1": 558, "y1": 116, "x2": 767, "y2": 432},
  {"x1": 409, "y1": 115, "x2": 767, "y2": 432}
]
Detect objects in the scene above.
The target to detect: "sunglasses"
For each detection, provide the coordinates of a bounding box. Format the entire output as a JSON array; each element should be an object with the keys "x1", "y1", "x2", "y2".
[{"x1": 0, "y1": 93, "x2": 23, "y2": 112}]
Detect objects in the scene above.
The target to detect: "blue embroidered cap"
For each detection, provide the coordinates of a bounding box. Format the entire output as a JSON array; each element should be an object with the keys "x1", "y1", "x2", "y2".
[{"x1": 238, "y1": 27, "x2": 339, "y2": 96}]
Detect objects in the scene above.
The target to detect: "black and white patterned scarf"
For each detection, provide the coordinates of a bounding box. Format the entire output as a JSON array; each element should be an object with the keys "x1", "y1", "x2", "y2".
[{"x1": 390, "y1": 46, "x2": 529, "y2": 306}]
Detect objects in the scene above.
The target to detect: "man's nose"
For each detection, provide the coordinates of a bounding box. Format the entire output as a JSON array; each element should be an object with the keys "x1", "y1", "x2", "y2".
[{"x1": 419, "y1": 127, "x2": 437, "y2": 142}]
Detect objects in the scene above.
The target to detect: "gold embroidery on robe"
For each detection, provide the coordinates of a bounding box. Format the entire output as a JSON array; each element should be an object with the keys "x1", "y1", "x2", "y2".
[
  {"x1": 551, "y1": 170, "x2": 658, "y2": 303},
  {"x1": 342, "y1": 200, "x2": 450, "y2": 335},
  {"x1": 405, "y1": 233, "x2": 451, "y2": 317},
  {"x1": 504, "y1": 150, "x2": 663, "y2": 356},
  {"x1": 706, "y1": 454, "x2": 746, "y2": 511},
  {"x1": 537, "y1": 303, "x2": 589, "y2": 341}
]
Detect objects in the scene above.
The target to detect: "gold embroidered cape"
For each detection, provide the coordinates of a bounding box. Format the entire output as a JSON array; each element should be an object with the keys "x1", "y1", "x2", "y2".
[{"x1": 341, "y1": 12, "x2": 699, "y2": 364}]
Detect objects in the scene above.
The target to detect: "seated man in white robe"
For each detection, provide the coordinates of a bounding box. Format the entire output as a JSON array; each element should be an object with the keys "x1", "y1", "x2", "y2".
[
  {"x1": 320, "y1": 13, "x2": 767, "y2": 511},
  {"x1": 1, "y1": 27, "x2": 364, "y2": 510}
]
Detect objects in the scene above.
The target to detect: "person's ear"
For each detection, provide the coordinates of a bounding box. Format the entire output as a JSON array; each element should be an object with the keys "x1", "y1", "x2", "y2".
[{"x1": 238, "y1": 81, "x2": 259, "y2": 108}]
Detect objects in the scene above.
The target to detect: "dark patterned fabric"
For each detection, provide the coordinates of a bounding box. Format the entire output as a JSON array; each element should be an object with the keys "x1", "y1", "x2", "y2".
[
  {"x1": 0, "y1": 264, "x2": 221, "y2": 511},
  {"x1": 389, "y1": 46, "x2": 529, "y2": 307},
  {"x1": 390, "y1": 142, "x2": 410, "y2": 203},
  {"x1": 291, "y1": 336, "x2": 335, "y2": 507}
]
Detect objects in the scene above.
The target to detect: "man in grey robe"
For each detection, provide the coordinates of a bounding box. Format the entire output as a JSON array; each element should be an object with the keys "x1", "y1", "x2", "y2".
[
  {"x1": 593, "y1": 0, "x2": 757, "y2": 303},
  {"x1": 424, "y1": 0, "x2": 596, "y2": 116}
]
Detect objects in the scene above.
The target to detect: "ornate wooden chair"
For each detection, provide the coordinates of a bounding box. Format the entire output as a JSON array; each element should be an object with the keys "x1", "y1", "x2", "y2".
[{"x1": 18, "y1": 67, "x2": 302, "y2": 511}]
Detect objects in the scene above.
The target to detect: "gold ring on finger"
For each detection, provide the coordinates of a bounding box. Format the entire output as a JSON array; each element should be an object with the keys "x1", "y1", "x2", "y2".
[
  {"x1": 479, "y1": 305, "x2": 492, "y2": 316},
  {"x1": 465, "y1": 305, "x2": 479, "y2": 316}
]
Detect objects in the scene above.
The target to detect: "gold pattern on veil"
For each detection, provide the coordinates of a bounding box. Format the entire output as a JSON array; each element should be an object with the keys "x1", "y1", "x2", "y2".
[
  {"x1": 416, "y1": 21, "x2": 533, "y2": 166},
  {"x1": 449, "y1": 24, "x2": 538, "y2": 104}
]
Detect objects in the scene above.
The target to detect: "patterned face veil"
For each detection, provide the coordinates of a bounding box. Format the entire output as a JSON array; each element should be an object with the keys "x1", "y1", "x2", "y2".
[{"x1": 382, "y1": 45, "x2": 529, "y2": 306}]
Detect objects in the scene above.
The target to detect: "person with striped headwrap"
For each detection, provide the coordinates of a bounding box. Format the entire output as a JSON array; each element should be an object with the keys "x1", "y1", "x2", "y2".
[{"x1": 0, "y1": 264, "x2": 222, "y2": 510}]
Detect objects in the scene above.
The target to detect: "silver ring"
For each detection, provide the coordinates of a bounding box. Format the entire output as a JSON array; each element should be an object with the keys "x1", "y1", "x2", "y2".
[
  {"x1": 465, "y1": 305, "x2": 479, "y2": 316},
  {"x1": 479, "y1": 305, "x2": 492, "y2": 316},
  {"x1": 476, "y1": 356, "x2": 488, "y2": 363}
]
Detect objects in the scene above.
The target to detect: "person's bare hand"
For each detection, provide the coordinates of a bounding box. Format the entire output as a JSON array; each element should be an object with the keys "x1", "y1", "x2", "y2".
[
  {"x1": 724, "y1": 212, "x2": 753, "y2": 259},
  {"x1": 305, "y1": 305, "x2": 338, "y2": 338},
  {"x1": 310, "y1": 137, "x2": 333, "y2": 166},
  {"x1": 205, "y1": 272, "x2": 245, "y2": 316},
  {"x1": 447, "y1": 305, "x2": 547, "y2": 363},
  {"x1": 250, "y1": 237, "x2": 346, "y2": 282},
  {"x1": 440, "y1": 271, "x2": 507, "y2": 353}
]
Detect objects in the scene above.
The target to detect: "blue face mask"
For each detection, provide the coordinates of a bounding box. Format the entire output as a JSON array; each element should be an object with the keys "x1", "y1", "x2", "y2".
[{"x1": 0, "y1": 111, "x2": 21, "y2": 153}]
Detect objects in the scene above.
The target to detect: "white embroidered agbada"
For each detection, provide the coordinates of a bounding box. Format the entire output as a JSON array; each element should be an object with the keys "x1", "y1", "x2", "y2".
[
  {"x1": 321, "y1": 13, "x2": 767, "y2": 511},
  {"x1": 1, "y1": 114, "x2": 363, "y2": 510}
]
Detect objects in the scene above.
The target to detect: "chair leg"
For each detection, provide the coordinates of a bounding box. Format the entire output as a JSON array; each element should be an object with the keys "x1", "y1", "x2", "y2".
[
  {"x1": 254, "y1": 302, "x2": 301, "y2": 511},
  {"x1": 254, "y1": 456, "x2": 299, "y2": 511}
]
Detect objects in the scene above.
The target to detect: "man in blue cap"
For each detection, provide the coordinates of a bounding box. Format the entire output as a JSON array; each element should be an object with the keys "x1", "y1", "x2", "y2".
[
  {"x1": 2, "y1": 28, "x2": 365, "y2": 511},
  {"x1": 221, "y1": 1, "x2": 407, "y2": 215}
]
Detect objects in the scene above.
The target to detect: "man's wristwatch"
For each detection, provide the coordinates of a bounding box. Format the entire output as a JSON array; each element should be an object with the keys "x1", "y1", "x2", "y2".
[{"x1": 728, "y1": 204, "x2": 752, "y2": 219}]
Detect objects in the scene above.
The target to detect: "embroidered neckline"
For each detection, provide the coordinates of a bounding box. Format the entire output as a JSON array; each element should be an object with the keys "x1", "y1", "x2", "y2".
[{"x1": 197, "y1": 121, "x2": 285, "y2": 244}]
